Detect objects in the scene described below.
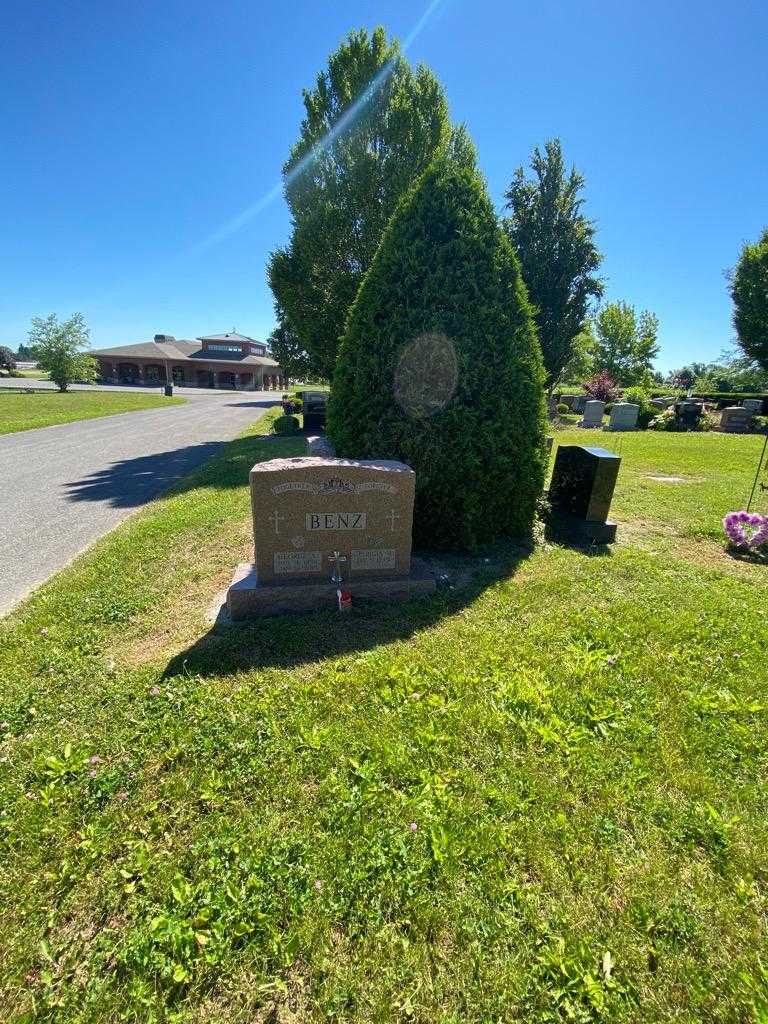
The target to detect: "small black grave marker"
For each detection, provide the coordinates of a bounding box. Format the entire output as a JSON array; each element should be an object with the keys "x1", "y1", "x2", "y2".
[{"x1": 548, "y1": 445, "x2": 621, "y2": 543}]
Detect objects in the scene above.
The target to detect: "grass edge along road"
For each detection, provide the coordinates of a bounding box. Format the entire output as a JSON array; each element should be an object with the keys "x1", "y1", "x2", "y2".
[
  {"x1": 0, "y1": 390, "x2": 186, "y2": 435},
  {"x1": 1, "y1": 413, "x2": 767, "y2": 1021}
]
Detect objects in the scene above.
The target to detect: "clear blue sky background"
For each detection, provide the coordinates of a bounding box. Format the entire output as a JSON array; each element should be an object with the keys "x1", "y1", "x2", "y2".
[{"x1": 2, "y1": 0, "x2": 766, "y2": 372}]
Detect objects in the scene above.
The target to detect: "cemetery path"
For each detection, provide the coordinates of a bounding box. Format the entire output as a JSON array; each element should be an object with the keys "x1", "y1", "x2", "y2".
[{"x1": 0, "y1": 391, "x2": 279, "y2": 615}]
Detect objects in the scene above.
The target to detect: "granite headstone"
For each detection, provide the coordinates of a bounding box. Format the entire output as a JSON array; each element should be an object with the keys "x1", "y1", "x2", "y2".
[
  {"x1": 578, "y1": 400, "x2": 605, "y2": 428},
  {"x1": 720, "y1": 406, "x2": 751, "y2": 434},
  {"x1": 226, "y1": 456, "x2": 435, "y2": 617},
  {"x1": 548, "y1": 445, "x2": 621, "y2": 542},
  {"x1": 605, "y1": 402, "x2": 639, "y2": 431}
]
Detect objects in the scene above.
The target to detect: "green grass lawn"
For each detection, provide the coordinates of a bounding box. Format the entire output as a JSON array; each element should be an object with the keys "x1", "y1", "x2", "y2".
[
  {"x1": 1, "y1": 414, "x2": 767, "y2": 1022},
  {"x1": 0, "y1": 390, "x2": 186, "y2": 435}
]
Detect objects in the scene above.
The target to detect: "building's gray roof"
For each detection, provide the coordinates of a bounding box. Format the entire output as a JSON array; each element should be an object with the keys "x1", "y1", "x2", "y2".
[{"x1": 90, "y1": 338, "x2": 279, "y2": 368}]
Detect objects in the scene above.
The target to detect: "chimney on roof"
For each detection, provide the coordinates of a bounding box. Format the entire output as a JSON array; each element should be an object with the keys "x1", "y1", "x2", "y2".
[{"x1": 154, "y1": 334, "x2": 176, "y2": 343}]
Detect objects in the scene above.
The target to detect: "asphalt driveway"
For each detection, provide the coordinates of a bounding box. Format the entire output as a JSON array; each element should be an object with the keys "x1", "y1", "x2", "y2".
[{"x1": 0, "y1": 391, "x2": 279, "y2": 615}]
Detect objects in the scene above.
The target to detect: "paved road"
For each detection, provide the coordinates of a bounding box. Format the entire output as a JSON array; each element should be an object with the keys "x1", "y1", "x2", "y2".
[{"x1": 0, "y1": 391, "x2": 279, "y2": 615}]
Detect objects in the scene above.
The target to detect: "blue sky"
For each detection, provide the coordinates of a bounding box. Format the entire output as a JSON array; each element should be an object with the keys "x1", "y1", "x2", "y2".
[{"x1": 2, "y1": 0, "x2": 766, "y2": 373}]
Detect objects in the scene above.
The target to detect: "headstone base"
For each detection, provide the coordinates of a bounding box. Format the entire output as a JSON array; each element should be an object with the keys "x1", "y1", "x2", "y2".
[
  {"x1": 602, "y1": 423, "x2": 637, "y2": 432},
  {"x1": 226, "y1": 558, "x2": 436, "y2": 619},
  {"x1": 548, "y1": 509, "x2": 617, "y2": 544}
]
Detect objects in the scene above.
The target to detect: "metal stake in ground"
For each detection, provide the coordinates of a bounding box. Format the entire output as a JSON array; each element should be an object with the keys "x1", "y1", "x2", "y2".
[{"x1": 746, "y1": 432, "x2": 768, "y2": 511}]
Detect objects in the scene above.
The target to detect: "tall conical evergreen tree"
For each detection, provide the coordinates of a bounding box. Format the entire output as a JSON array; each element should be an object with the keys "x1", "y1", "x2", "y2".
[{"x1": 328, "y1": 157, "x2": 547, "y2": 550}]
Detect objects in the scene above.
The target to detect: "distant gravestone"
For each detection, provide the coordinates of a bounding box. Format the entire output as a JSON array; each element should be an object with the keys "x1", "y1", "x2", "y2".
[
  {"x1": 720, "y1": 406, "x2": 751, "y2": 434},
  {"x1": 678, "y1": 400, "x2": 704, "y2": 429},
  {"x1": 605, "y1": 402, "x2": 639, "y2": 431},
  {"x1": 572, "y1": 395, "x2": 587, "y2": 413},
  {"x1": 225, "y1": 457, "x2": 435, "y2": 618},
  {"x1": 650, "y1": 398, "x2": 666, "y2": 410},
  {"x1": 548, "y1": 445, "x2": 621, "y2": 543},
  {"x1": 742, "y1": 398, "x2": 763, "y2": 415},
  {"x1": 301, "y1": 391, "x2": 328, "y2": 431},
  {"x1": 578, "y1": 400, "x2": 605, "y2": 428}
]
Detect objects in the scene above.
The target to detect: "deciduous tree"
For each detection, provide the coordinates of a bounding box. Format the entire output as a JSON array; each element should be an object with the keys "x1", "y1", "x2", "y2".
[
  {"x1": 592, "y1": 301, "x2": 659, "y2": 386},
  {"x1": 267, "y1": 316, "x2": 320, "y2": 383},
  {"x1": 28, "y1": 313, "x2": 96, "y2": 392},
  {"x1": 269, "y1": 27, "x2": 474, "y2": 379},
  {"x1": 731, "y1": 227, "x2": 768, "y2": 370},
  {"x1": 503, "y1": 139, "x2": 603, "y2": 389}
]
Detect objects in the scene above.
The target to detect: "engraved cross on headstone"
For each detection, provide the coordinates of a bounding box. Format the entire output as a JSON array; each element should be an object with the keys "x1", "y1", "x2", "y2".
[
  {"x1": 269, "y1": 510, "x2": 285, "y2": 535},
  {"x1": 328, "y1": 550, "x2": 347, "y2": 585},
  {"x1": 385, "y1": 509, "x2": 400, "y2": 532}
]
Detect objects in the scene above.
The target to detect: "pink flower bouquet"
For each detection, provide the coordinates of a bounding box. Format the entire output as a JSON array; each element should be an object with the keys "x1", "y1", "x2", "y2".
[{"x1": 723, "y1": 511, "x2": 768, "y2": 549}]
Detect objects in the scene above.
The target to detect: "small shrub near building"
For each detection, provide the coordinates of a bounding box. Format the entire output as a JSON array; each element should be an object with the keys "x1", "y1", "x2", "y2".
[{"x1": 273, "y1": 414, "x2": 300, "y2": 435}]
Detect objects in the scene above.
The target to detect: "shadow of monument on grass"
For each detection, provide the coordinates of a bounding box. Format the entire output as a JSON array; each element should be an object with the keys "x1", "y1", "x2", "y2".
[
  {"x1": 161, "y1": 541, "x2": 534, "y2": 677},
  {"x1": 63, "y1": 433, "x2": 307, "y2": 510}
]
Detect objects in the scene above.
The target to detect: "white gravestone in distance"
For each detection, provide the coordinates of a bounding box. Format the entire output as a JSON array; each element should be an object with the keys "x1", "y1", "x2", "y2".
[
  {"x1": 577, "y1": 400, "x2": 605, "y2": 428},
  {"x1": 605, "y1": 402, "x2": 640, "y2": 431}
]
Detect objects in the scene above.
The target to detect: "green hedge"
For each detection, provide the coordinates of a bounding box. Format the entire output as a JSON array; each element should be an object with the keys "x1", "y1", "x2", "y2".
[
  {"x1": 690, "y1": 392, "x2": 767, "y2": 411},
  {"x1": 272, "y1": 414, "x2": 300, "y2": 435},
  {"x1": 328, "y1": 156, "x2": 546, "y2": 550}
]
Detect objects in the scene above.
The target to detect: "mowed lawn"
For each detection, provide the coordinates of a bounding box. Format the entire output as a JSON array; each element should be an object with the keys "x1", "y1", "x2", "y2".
[
  {"x1": 0, "y1": 390, "x2": 186, "y2": 435},
  {"x1": 1, "y1": 413, "x2": 767, "y2": 1022}
]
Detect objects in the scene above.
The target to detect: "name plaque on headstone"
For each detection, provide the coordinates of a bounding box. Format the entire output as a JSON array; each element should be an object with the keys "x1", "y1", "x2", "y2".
[
  {"x1": 351, "y1": 548, "x2": 397, "y2": 571},
  {"x1": 273, "y1": 551, "x2": 322, "y2": 575}
]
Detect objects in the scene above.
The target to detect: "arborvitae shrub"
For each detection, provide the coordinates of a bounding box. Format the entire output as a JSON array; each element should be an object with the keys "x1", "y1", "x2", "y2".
[
  {"x1": 327, "y1": 157, "x2": 547, "y2": 550},
  {"x1": 273, "y1": 414, "x2": 299, "y2": 435}
]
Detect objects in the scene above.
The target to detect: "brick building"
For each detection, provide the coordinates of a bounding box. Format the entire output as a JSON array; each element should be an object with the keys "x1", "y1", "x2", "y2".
[{"x1": 91, "y1": 332, "x2": 285, "y2": 390}]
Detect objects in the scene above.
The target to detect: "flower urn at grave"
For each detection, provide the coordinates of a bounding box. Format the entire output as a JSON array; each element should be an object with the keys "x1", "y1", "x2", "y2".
[{"x1": 224, "y1": 456, "x2": 436, "y2": 619}]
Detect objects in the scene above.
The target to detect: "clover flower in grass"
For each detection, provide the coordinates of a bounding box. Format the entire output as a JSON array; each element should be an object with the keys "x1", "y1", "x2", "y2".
[
  {"x1": 409, "y1": 822, "x2": 418, "y2": 833},
  {"x1": 723, "y1": 511, "x2": 768, "y2": 549}
]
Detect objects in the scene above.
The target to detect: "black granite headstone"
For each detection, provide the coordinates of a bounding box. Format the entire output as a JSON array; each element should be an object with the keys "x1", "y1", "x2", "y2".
[
  {"x1": 675, "y1": 401, "x2": 703, "y2": 429},
  {"x1": 548, "y1": 445, "x2": 621, "y2": 542},
  {"x1": 302, "y1": 390, "x2": 328, "y2": 431}
]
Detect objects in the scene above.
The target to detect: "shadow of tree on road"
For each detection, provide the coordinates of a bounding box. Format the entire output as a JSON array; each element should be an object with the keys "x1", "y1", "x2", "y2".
[{"x1": 63, "y1": 431, "x2": 303, "y2": 510}]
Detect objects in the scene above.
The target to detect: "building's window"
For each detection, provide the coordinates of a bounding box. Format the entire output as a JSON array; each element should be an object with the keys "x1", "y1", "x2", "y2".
[
  {"x1": 172, "y1": 366, "x2": 185, "y2": 385},
  {"x1": 205, "y1": 343, "x2": 242, "y2": 354},
  {"x1": 249, "y1": 344, "x2": 266, "y2": 356},
  {"x1": 145, "y1": 365, "x2": 162, "y2": 382}
]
